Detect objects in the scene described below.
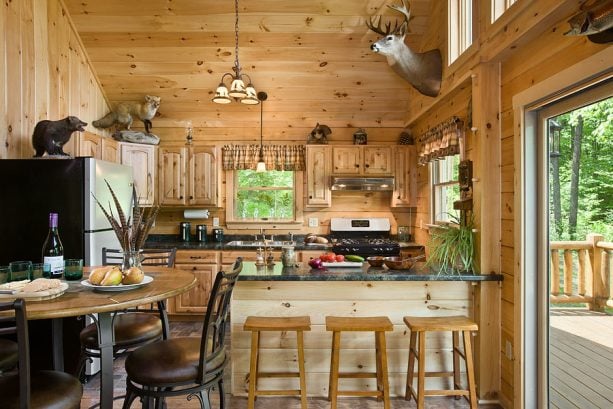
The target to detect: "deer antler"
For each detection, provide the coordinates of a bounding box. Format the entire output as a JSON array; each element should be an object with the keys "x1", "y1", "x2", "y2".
[{"x1": 366, "y1": 0, "x2": 411, "y2": 36}]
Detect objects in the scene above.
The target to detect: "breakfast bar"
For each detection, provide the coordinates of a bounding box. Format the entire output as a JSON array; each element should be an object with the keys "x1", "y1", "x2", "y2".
[{"x1": 230, "y1": 262, "x2": 502, "y2": 398}]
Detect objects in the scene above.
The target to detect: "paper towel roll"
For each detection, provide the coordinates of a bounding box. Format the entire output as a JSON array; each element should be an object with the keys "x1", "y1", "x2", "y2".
[{"x1": 183, "y1": 209, "x2": 210, "y2": 219}]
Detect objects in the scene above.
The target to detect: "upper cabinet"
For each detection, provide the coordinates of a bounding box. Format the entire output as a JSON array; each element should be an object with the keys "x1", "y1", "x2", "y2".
[
  {"x1": 391, "y1": 146, "x2": 417, "y2": 208},
  {"x1": 305, "y1": 146, "x2": 332, "y2": 208},
  {"x1": 101, "y1": 137, "x2": 120, "y2": 163},
  {"x1": 65, "y1": 131, "x2": 120, "y2": 163},
  {"x1": 158, "y1": 144, "x2": 220, "y2": 207},
  {"x1": 332, "y1": 145, "x2": 392, "y2": 176},
  {"x1": 121, "y1": 143, "x2": 157, "y2": 206}
]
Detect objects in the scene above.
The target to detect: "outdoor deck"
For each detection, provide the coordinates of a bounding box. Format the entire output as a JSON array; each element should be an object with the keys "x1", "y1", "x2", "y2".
[{"x1": 550, "y1": 309, "x2": 613, "y2": 409}]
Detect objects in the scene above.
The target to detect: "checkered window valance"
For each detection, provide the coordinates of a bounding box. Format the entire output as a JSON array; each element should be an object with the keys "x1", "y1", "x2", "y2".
[{"x1": 221, "y1": 144, "x2": 306, "y2": 171}]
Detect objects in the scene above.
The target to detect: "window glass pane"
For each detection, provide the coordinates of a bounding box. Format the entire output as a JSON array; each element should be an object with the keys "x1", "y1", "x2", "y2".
[
  {"x1": 235, "y1": 170, "x2": 294, "y2": 220},
  {"x1": 432, "y1": 155, "x2": 460, "y2": 223},
  {"x1": 448, "y1": 0, "x2": 473, "y2": 64}
]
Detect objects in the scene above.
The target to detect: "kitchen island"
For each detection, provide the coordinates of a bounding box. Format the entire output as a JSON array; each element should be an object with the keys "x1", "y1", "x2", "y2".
[{"x1": 230, "y1": 262, "x2": 502, "y2": 399}]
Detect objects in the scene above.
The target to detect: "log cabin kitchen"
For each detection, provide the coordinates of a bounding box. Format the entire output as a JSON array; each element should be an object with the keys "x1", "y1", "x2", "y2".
[{"x1": 0, "y1": 1, "x2": 611, "y2": 409}]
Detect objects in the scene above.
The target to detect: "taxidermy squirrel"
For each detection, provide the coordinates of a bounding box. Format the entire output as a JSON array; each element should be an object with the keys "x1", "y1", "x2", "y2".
[
  {"x1": 92, "y1": 95, "x2": 161, "y2": 134},
  {"x1": 32, "y1": 116, "x2": 87, "y2": 157}
]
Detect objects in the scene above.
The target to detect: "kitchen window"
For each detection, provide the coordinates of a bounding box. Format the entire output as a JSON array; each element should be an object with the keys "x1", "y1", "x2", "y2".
[
  {"x1": 491, "y1": 0, "x2": 517, "y2": 22},
  {"x1": 225, "y1": 170, "x2": 304, "y2": 228},
  {"x1": 431, "y1": 154, "x2": 460, "y2": 223},
  {"x1": 448, "y1": 0, "x2": 474, "y2": 64}
]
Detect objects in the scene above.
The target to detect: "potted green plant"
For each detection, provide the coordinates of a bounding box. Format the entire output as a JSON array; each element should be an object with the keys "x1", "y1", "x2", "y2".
[{"x1": 425, "y1": 212, "x2": 477, "y2": 275}]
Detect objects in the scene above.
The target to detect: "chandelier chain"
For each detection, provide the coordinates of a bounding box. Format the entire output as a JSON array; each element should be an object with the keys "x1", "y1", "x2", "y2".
[{"x1": 233, "y1": 0, "x2": 241, "y2": 75}]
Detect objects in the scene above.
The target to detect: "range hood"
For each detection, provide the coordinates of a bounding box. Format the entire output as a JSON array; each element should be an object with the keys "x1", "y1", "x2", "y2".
[{"x1": 330, "y1": 177, "x2": 395, "y2": 191}]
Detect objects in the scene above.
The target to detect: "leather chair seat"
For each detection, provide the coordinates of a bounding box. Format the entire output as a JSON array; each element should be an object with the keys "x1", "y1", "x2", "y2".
[
  {"x1": 0, "y1": 338, "x2": 18, "y2": 372},
  {"x1": 80, "y1": 313, "x2": 163, "y2": 349},
  {"x1": 0, "y1": 369, "x2": 82, "y2": 409},
  {"x1": 125, "y1": 337, "x2": 226, "y2": 385}
]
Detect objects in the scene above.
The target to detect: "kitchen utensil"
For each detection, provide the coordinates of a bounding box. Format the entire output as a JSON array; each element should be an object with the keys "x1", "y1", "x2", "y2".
[
  {"x1": 398, "y1": 226, "x2": 410, "y2": 242},
  {"x1": 383, "y1": 254, "x2": 425, "y2": 270}
]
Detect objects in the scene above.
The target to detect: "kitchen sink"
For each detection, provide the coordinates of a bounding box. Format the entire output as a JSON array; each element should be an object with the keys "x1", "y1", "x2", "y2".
[{"x1": 225, "y1": 240, "x2": 294, "y2": 248}]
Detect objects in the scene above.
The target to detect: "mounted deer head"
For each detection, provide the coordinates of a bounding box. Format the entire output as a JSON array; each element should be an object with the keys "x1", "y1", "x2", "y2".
[{"x1": 366, "y1": 0, "x2": 442, "y2": 97}]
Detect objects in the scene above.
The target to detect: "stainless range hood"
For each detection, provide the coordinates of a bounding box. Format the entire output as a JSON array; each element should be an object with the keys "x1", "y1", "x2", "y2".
[{"x1": 330, "y1": 177, "x2": 395, "y2": 191}]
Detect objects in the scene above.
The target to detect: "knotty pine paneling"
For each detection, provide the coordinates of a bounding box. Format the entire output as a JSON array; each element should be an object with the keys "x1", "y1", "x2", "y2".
[{"x1": 0, "y1": 0, "x2": 108, "y2": 159}]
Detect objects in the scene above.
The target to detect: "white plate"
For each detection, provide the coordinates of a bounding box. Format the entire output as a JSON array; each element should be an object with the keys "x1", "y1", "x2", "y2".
[
  {"x1": 81, "y1": 275, "x2": 153, "y2": 292},
  {"x1": 321, "y1": 261, "x2": 363, "y2": 268}
]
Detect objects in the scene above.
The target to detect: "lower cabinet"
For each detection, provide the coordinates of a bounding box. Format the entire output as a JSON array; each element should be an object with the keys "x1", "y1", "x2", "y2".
[{"x1": 168, "y1": 250, "x2": 219, "y2": 315}]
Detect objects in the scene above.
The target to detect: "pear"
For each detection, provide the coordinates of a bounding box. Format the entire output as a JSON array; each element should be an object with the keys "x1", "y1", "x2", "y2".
[
  {"x1": 122, "y1": 267, "x2": 144, "y2": 285},
  {"x1": 101, "y1": 266, "x2": 123, "y2": 286},
  {"x1": 89, "y1": 266, "x2": 114, "y2": 285}
]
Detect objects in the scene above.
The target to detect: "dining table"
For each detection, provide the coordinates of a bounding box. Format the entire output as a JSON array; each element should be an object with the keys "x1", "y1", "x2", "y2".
[{"x1": 15, "y1": 266, "x2": 197, "y2": 409}]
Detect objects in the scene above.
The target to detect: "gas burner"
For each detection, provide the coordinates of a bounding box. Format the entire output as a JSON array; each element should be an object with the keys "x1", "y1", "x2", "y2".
[{"x1": 329, "y1": 217, "x2": 400, "y2": 258}]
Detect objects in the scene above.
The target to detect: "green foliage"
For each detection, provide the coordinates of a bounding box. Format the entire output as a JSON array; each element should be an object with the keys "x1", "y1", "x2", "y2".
[
  {"x1": 235, "y1": 170, "x2": 294, "y2": 219},
  {"x1": 549, "y1": 97, "x2": 613, "y2": 241},
  {"x1": 425, "y1": 213, "x2": 477, "y2": 275}
]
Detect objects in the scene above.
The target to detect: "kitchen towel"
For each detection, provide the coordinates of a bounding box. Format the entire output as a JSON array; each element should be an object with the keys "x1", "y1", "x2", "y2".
[{"x1": 183, "y1": 209, "x2": 210, "y2": 219}]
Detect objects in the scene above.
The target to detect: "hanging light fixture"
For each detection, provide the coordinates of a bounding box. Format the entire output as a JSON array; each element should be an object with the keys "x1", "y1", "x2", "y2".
[
  {"x1": 256, "y1": 92, "x2": 268, "y2": 172},
  {"x1": 212, "y1": 0, "x2": 259, "y2": 105}
]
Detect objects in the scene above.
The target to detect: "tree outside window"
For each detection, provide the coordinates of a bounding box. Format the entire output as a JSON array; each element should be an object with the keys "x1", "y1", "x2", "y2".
[
  {"x1": 431, "y1": 155, "x2": 460, "y2": 223},
  {"x1": 234, "y1": 170, "x2": 294, "y2": 220}
]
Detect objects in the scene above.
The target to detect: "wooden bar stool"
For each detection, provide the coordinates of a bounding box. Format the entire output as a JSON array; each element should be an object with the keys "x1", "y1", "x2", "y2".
[
  {"x1": 326, "y1": 316, "x2": 393, "y2": 409},
  {"x1": 403, "y1": 316, "x2": 479, "y2": 409},
  {"x1": 244, "y1": 316, "x2": 311, "y2": 409}
]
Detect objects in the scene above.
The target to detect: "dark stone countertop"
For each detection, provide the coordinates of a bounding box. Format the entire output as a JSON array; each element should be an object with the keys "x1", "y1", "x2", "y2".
[
  {"x1": 145, "y1": 234, "x2": 424, "y2": 252},
  {"x1": 236, "y1": 261, "x2": 503, "y2": 282}
]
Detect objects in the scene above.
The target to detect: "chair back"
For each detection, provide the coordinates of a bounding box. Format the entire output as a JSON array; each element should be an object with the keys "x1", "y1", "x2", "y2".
[
  {"x1": 197, "y1": 257, "x2": 242, "y2": 383},
  {"x1": 102, "y1": 248, "x2": 177, "y2": 267},
  {"x1": 0, "y1": 299, "x2": 30, "y2": 409}
]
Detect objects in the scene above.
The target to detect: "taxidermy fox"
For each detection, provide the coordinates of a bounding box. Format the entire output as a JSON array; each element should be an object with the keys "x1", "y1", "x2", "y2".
[{"x1": 93, "y1": 95, "x2": 161, "y2": 134}]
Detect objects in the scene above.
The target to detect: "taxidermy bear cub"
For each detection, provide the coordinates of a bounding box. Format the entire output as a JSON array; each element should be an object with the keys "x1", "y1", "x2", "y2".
[
  {"x1": 32, "y1": 116, "x2": 87, "y2": 157},
  {"x1": 92, "y1": 95, "x2": 161, "y2": 134}
]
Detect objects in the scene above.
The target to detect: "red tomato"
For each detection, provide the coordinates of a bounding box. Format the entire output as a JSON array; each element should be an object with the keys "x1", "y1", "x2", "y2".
[{"x1": 335, "y1": 254, "x2": 345, "y2": 262}]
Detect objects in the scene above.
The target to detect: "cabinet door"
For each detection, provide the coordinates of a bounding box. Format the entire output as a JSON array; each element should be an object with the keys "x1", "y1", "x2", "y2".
[
  {"x1": 332, "y1": 146, "x2": 361, "y2": 175},
  {"x1": 172, "y1": 264, "x2": 215, "y2": 314},
  {"x1": 305, "y1": 146, "x2": 331, "y2": 207},
  {"x1": 189, "y1": 146, "x2": 219, "y2": 206},
  {"x1": 78, "y1": 132, "x2": 102, "y2": 158},
  {"x1": 391, "y1": 146, "x2": 417, "y2": 207},
  {"x1": 158, "y1": 146, "x2": 187, "y2": 205},
  {"x1": 363, "y1": 146, "x2": 393, "y2": 175},
  {"x1": 101, "y1": 137, "x2": 120, "y2": 163},
  {"x1": 121, "y1": 143, "x2": 157, "y2": 206}
]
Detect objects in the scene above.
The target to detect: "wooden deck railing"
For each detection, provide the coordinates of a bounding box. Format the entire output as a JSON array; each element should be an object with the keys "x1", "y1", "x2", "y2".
[{"x1": 550, "y1": 233, "x2": 613, "y2": 311}]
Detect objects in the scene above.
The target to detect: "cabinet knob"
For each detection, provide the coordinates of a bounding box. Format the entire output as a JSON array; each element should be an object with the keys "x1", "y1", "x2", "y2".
[
  {"x1": 180, "y1": 195, "x2": 183, "y2": 199},
  {"x1": 309, "y1": 195, "x2": 313, "y2": 199},
  {"x1": 189, "y1": 195, "x2": 193, "y2": 200},
  {"x1": 365, "y1": 164, "x2": 370, "y2": 168},
  {"x1": 355, "y1": 164, "x2": 359, "y2": 168}
]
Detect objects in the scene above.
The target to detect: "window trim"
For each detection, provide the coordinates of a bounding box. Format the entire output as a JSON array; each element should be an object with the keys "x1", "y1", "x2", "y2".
[
  {"x1": 225, "y1": 170, "x2": 304, "y2": 230},
  {"x1": 430, "y1": 155, "x2": 460, "y2": 224}
]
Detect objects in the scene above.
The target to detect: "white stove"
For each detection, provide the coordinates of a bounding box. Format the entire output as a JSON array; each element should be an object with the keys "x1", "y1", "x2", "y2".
[{"x1": 329, "y1": 218, "x2": 400, "y2": 257}]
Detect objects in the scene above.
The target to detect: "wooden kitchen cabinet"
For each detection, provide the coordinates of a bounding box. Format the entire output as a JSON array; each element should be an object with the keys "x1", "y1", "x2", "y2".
[
  {"x1": 305, "y1": 146, "x2": 331, "y2": 207},
  {"x1": 78, "y1": 132, "x2": 102, "y2": 158},
  {"x1": 169, "y1": 250, "x2": 219, "y2": 315},
  {"x1": 391, "y1": 145, "x2": 417, "y2": 207},
  {"x1": 331, "y1": 145, "x2": 392, "y2": 176},
  {"x1": 158, "y1": 144, "x2": 220, "y2": 206},
  {"x1": 101, "y1": 137, "x2": 120, "y2": 162},
  {"x1": 121, "y1": 142, "x2": 157, "y2": 206}
]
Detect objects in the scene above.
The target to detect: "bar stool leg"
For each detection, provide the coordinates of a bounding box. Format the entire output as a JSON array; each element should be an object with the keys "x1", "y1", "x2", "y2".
[
  {"x1": 297, "y1": 330, "x2": 307, "y2": 409},
  {"x1": 417, "y1": 331, "x2": 426, "y2": 409},
  {"x1": 247, "y1": 331, "x2": 260, "y2": 409},
  {"x1": 328, "y1": 331, "x2": 341, "y2": 409},
  {"x1": 405, "y1": 330, "x2": 417, "y2": 401},
  {"x1": 376, "y1": 330, "x2": 391, "y2": 409},
  {"x1": 463, "y1": 330, "x2": 478, "y2": 409},
  {"x1": 453, "y1": 330, "x2": 461, "y2": 395},
  {"x1": 375, "y1": 332, "x2": 382, "y2": 401}
]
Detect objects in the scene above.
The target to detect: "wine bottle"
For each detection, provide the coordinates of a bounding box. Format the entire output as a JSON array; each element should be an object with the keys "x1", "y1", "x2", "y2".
[{"x1": 42, "y1": 212, "x2": 64, "y2": 278}]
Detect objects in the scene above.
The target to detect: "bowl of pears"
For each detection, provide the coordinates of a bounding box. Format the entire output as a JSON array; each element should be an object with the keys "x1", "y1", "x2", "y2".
[{"x1": 88, "y1": 265, "x2": 145, "y2": 286}]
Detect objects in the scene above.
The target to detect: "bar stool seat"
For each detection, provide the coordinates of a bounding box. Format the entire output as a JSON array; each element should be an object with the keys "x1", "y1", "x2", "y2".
[
  {"x1": 403, "y1": 315, "x2": 479, "y2": 409},
  {"x1": 244, "y1": 315, "x2": 311, "y2": 409},
  {"x1": 326, "y1": 316, "x2": 393, "y2": 409}
]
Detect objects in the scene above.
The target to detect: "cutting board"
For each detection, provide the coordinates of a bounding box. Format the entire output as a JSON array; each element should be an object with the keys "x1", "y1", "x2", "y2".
[
  {"x1": 321, "y1": 261, "x2": 363, "y2": 268},
  {"x1": 0, "y1": 282, "x2": 69, "y2": 301}
]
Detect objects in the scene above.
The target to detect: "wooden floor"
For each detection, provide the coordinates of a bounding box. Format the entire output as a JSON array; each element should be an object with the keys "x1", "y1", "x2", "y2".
[
  {"x1": 549, "y1": 309, "x2": 613, "y2": 409},
  {"x1": 80, "y1": 321, "x2": 501, "y2": 409}
]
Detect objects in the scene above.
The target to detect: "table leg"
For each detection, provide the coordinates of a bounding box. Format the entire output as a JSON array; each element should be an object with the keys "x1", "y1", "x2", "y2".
[
  {"x1": 96, "y1": 312, "x2": 115, "y2": 409},
  {"x1": 51, "y1": 318, "x2": 64, "y2": 371}
]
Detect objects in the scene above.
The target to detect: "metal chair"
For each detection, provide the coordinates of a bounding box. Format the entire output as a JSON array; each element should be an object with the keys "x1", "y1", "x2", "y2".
[
  {"x1": 122, "y1": 257, "x2": 243, "y2": 409},
  {"x1": 0, "y1": 299, "x2": 83, "y2": 409},
  {"x1": 76, "y1": 248, "x2": 177, "y2": 379}
]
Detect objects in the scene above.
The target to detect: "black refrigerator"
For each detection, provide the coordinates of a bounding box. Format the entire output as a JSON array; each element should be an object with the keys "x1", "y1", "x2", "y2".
[{"x1": 0, "y1": 157, "x2": 134, "y2": 374}]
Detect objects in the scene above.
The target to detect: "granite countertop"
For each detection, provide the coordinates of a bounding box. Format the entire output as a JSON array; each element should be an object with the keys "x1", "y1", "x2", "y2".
[
  {"x1": 145, "y1": 234, "x2": 424, "y2": 252},
  {"x1": 236, "y1": 261, "x2": 503, "y2": 282}
]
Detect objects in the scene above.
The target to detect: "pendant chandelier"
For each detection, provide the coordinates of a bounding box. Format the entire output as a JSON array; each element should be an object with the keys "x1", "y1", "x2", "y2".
[
  {"x1": 256, "y1": 92, "x2": 268, "y2": 172},
  {"x1": 212, "y1": 0, "x2": 259, "y2": 105}
]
